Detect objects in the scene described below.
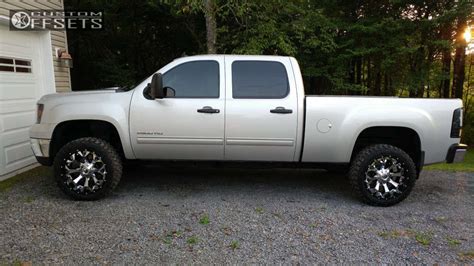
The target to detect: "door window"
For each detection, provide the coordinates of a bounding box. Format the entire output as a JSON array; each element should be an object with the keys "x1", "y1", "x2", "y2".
[
  {"x1": 162, "y1": 60, "x2": 219, "y2": 98},
  {"x1": 232, "y1": 61, "x2": 288, "y2": 99}
]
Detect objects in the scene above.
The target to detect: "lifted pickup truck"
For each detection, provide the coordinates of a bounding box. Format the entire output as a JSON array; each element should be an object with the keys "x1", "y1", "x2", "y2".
[{"x1": 30, "y1": 55, "x2": 466, "y2": 206}]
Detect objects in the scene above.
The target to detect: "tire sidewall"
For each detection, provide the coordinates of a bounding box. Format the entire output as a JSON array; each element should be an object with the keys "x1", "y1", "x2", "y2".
[{"x1": 53, "y1": 138, "x2": 121, "y2": 200}]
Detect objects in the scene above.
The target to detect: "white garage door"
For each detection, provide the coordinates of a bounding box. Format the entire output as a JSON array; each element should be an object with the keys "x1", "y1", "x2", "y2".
[{"x1": 0, "y1": 24, "x2": 54, "y2": 179}]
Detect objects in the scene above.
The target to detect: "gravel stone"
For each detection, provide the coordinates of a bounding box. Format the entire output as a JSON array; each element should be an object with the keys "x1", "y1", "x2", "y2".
[{"x1": 1, "y1": 166, "x2": 473, "y2": 264}]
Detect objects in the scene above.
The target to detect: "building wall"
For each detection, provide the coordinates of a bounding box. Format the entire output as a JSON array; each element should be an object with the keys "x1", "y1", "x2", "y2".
[{"x1": 0, "y1": 0, "x2": 71, "y2": 92}]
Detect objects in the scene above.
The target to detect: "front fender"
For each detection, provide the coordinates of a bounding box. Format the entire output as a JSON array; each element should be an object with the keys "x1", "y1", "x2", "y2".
[{"x1": 38, "y1": 90, "x2": 135, "y2": 159}]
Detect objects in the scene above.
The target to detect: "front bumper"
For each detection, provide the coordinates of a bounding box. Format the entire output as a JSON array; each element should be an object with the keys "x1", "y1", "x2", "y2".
[
  {"x1": 30, "y1": 138, "x2": 52, "y2": 166},
  {"x1": 446, "y1": 144, "x2": 467, "y2": 163}
]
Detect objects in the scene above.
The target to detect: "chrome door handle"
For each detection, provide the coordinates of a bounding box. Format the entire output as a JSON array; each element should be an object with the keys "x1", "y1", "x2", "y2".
[
  {"x1": 197, "y1": 106, "x2": 220, "y2": 113},
  {"x1": 270, "y1": 107, "x2": 292, "y2": 114}
]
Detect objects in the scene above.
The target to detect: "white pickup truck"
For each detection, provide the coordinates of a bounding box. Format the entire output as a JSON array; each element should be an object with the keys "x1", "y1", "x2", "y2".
[{"x1": 30, "y1": 55, "x2": 466, "y2": 206}]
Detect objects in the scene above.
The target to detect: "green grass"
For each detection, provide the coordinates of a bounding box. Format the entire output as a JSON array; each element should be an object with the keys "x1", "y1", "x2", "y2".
[
  {"x1": 434, "y1": 216, "x2": 448, "y2": 223},
  {"x1": 255, "y1": 207, "x2": 264, "y2": 214},
  {"x1": 309, "y1": 223, "x2": 318, "y2": 228},
  {"x1": 378, "y1": 230, "x2": 402, "y2": 239},
  {"x1": 199, "y1": 214, "x2": 210, "y2": 225},
  {"x1": 447, "y1": 237, "x2": 462, "y2": 247},
  {"x1": 161, "y1": 230, "x2": 182, "y2": 245},
  {"x1": 0, "y1": 166, "x2": 51, "y2": 193},
  {"x1": 378, "y1": 229, "x2": 434, "y2": 247},
  {"x1": 229, "y1": 240, "x2": 240, "y2": 250},
  {"x1": 187, "y1": 236, "x2": 198, "y2": 245},
  {"x1": 167, "y1": 230, "x2": 182, "y2": 238},
  {"x1": 414, "y1": 232, "x2": 432, "y2": 246},
  {"x1": 425, "y1": 149, "x2": 474, "y2": 172},
  {"x1": 23, "y1": 196, "x2": 35, "y2": 203},
  {"x1": 162, "y1": 237, "x2": 172, "y2": 245}
]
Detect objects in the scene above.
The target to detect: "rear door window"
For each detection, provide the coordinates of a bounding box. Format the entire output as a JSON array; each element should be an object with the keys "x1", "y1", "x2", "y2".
[{"x1": 232, "y1": 61, "x2": 289, "y2": 99}]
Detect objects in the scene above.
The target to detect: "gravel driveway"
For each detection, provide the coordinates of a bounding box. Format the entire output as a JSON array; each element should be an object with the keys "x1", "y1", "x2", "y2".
[{"x1": 1, "y1": 165, "x2": 473, "y2": 264}]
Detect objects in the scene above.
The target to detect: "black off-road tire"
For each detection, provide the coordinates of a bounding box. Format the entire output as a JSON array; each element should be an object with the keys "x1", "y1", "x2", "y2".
[
  {"x1": 349, "y1": 144, "x2": 417, "y2": 207},
  {"x1": 53, "y1": 137, "x2": 122, "y2": 200}
]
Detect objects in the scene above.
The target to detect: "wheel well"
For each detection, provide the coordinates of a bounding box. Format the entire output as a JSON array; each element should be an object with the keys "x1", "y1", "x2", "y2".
[
  {"x1": 351, "y1": 127, "x2": 422, "y2": 166},
  {"x1": 50, "y1": 120, "x2": 124, "y2": 161}
]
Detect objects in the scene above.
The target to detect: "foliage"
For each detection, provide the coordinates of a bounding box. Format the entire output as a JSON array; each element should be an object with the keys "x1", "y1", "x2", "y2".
[
  {"x1": 65, "y1": 0, "x2": 473, "y2": 139},
  {"x1": 65, "y1": 0, "x2": 473, "y2": 92},
  {"x1": 65, "y1": 0, "x2": 205, "y2": 90}
]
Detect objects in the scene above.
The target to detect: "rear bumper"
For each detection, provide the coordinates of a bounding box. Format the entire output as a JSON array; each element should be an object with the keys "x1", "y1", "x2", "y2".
[{"x1": 446, "y1": 144, "x2": 467, "y2": 163}]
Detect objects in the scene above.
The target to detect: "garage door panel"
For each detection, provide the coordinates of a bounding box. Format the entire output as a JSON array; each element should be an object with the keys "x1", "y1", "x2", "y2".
[
  {"x1": 0, "y1": 82, "x2": 37, "y2": 100},
  {"x1": 4, "y1": 141, "x2": 34, "y2": 165},
  {"x1": 0, "y1": 42, "x2": 33, "y2": 54},
  {"x1": 3, "y1": 157, "x2": 37, "y2": 176},
  {"x1": 1, "y1": 127, "x2": 30, "y2": 146},
  {"x1": 0, "y1": 99, "x2": 36, "y2": 114},
  {"x1": 1, "y1": 111, "x2": 35, "y2": 132},
  {"x1": 0, "y1": 74, "x2": 37, "y2": 83}
]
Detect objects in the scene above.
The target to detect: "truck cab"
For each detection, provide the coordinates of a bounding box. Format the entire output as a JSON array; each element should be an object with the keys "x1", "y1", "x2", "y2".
[{"x1": 130, "y1": 55, "x2": 304, "y2": 162}]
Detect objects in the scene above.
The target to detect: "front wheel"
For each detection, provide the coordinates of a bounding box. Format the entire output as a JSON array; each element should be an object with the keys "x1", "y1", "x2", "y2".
[
  {"x1": 53, "y1": 137, "x2": 122, "y2": 200},
  {"x1": 349, "y1": 144, "x2": 417, "y2": 206}
]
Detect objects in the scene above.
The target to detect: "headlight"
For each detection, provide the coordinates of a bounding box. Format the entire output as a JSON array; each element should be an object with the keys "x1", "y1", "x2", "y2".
[{"x1": 36, "y1": 104, "x2": 44, "y2": 124}]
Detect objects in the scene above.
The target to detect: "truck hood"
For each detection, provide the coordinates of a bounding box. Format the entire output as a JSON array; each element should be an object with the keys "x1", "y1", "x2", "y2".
[
  {"x1": 38, "y1": 88, "x2": 121, "y2": 104},
  {"x1": 38, "y1": 87, "x2": 135, "y2": 125}
]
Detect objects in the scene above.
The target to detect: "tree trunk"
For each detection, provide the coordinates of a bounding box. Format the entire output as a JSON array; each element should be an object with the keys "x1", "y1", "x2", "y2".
[
  {"x1": 438, "y1": 22, "x2": 453, "y2": 98},
  {"x1": 440, "y1": 49, "x2": 451, "y2": 98},
  {"x1": 464, "y1": 55, "x2": 473, "y2": 121},
  {"x1": 356, "y1": 58, "x2": 362, "y2": 85},
  {"x1": 452, "y1": 17, "x2": 467, "y2": 99},
  {"x1": 374, "y1": 68, "x2": 381, "y2": 96},
  {"x1": 204, "y1": 0, "x2": 217, "y2": 54},
  {"x1": 383, "y1": 74, "x2": 393, "y2": 96},
  {"x1": 366, "y1": 58, "x2": 371, "y2": 95},
  {"x1": 417, "y1": 81, "x2": 424, "y2": 98}
]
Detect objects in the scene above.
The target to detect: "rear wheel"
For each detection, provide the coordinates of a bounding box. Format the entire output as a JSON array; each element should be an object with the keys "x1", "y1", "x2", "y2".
[
  {"x1": 53, "y1": 137, "x2": 122, "y2": 200},
  {"x1": 349, "y1": 144, "x2": 417, "y2": 206}
]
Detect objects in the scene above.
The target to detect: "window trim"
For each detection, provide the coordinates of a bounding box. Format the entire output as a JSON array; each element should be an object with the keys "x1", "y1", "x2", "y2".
[
  {"x1": 161, "y1": 60, "x2": 220, "y2": 99},
  {"x1": 231, "y1": 60, "x2": 290, "y2": 99}
]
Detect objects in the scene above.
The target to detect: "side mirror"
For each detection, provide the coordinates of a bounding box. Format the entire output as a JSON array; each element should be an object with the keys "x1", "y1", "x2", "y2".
[{"x1": 149, "y1": 73, "x2": 164, "y2": 99}]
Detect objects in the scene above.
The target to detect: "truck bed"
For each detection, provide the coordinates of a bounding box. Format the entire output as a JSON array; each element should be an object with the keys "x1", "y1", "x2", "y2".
[{"x1": 301, "y1": 96, "x2": 462, "y2": 164}]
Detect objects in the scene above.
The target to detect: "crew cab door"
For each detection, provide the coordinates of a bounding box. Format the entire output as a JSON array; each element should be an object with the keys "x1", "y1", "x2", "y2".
[
  {"x1": 129, "y1": 57, "x2": 225, "y2": 160},
  {"x1": 224, "y1": 56, "x2": 299, "y2": 161}
]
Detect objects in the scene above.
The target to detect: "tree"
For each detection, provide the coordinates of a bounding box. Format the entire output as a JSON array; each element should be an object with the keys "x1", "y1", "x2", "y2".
[
  {"x1": 452, "y1": 16, "x2": 468, "y2": 98},
  {"x1": 204, "y1": 0, "x2": 217, "y2": 53}
]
